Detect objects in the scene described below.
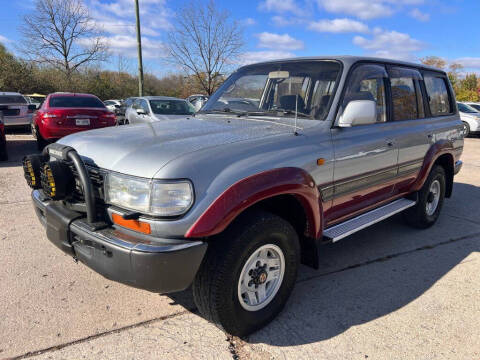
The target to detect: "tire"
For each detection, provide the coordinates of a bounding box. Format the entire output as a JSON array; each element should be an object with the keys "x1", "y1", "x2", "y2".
[
  {"x1": 192, "y1": 211, "x2": 300, "y2": 336},
  {"x1": 33, "y1": 126, "x2": 48, "y2": 151},
  {"x1": 462, "y1": 122, "x2": 470, "y2": 137},
  {"x1": 0, "y1": 138, "x2": 7, "y2": 161},
  {"x1": 404, "y1": 165, "x2": 446, "y2": 229}
]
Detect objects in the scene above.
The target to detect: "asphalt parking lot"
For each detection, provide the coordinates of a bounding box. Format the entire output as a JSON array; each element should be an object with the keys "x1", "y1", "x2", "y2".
[{"x1": 1, "y1": 132, "x2": 479, "y2": 360}]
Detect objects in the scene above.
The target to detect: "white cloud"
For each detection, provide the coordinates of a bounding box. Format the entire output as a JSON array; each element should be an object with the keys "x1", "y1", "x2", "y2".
[
  {"x1": 353, "y1": 29, "x2": 425, "y2": 60},
  {"x1": 258, "y1": 0, "x2": 306, "y2": 16},
  {"x1": 271, "y1": 16, "x2": 301, "y2": 27},
  {"x1": 308, "y1": 18, "x2": 369, "y2": 33},
  {"x1": 241, "y1": 18, "x2": 256, "y2": 26},
  {"x1": 316, "y1": 0, "x2": 424, "y2": 20},
  {"x1": 453, "y1": 58, "x2": 480, "y2": 69},
  {"x1": 409, "y1": 8, "x2": 430, "y2": 21},
  {"x1": 0, "y1": 35, "x2": 10, "y2": 44},
  {"x1": 78, "y1": 35, "x2": 167, "y2": 59},
  {"x1": 238, "y1": 51, "x2": 296, "y2": 65},
  {"x1": 257, "y1": 32, "x2": 304, "y2": 50}
]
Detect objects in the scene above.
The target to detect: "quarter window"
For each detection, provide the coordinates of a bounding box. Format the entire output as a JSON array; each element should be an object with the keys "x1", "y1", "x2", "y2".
[
  {"x1": 424, "y1": 75, "x2": 451, "y2": 116},
  {"x1": 389, "y1": 67, "x2": 424, "y2": 121},
  {"x1": 342, "y1": 64, "x2": 388, "y2": 124}
]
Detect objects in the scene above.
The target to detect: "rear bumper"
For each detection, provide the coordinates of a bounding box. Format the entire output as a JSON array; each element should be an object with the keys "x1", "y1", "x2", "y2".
[
  {"x1": 454, "y1": 160, "x2": 463, "y2": 175},
  {"x1": 4, "y1": 115, "x2": 31, "y2": 126},
  {"x1": 32, "y1": 190, "x2": 207, "y2": 293}
]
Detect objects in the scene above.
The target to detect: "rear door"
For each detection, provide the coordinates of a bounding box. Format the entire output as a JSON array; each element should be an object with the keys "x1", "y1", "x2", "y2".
[
  {"x1": 328, "y1": 63, "x2": 399, "y2": 224},
  {"x1": 386, "y1": 66, "x2": 431, "y2": 194}
]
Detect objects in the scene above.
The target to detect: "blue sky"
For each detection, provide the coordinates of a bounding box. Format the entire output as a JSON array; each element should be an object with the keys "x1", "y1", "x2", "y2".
[{"x1": 1, "y1": 0, "x2": 480, "y2": 76}]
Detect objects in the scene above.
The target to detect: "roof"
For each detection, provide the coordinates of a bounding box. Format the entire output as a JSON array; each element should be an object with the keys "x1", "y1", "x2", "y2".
[
  {"x1": 141, "y1": 96, "x2": 187, "y2": 101},
  {"x1": 240, "y1": 55, "x2": 446, "y2": 73},
  {"x1": 0, "y1": 92, "x2": 22, "y2": 96},
  {"x1": 49, "y1": 92, "x2": 99, "y2": 97}
]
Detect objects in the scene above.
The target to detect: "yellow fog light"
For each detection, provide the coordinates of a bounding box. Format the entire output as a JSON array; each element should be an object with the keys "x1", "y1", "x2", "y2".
[
  {"x1": 40, "y1": 161, "x2": 74, "y2": 200},
  {"x1": 22, "y1": 155, "x2": 47, "y2": 189}
]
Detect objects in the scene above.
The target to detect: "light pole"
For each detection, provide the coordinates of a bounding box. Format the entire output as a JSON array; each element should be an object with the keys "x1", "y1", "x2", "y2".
[{"x1": 134, "y1": 0, "x2": 144, "y2": 96}]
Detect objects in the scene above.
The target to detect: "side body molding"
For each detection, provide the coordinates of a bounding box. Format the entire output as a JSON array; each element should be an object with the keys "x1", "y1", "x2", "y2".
[{"x1": 185, "y1": 167, "x2": 322, "y2": 239}]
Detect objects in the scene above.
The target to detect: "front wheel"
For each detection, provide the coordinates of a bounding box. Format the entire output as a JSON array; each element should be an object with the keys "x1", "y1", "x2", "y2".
[
  {"x1": 192, "y1": 211, "x2": 300, "y2": 336},
  {"x1": 404, "y1": 165, "x2": 446, "y2": 228}
]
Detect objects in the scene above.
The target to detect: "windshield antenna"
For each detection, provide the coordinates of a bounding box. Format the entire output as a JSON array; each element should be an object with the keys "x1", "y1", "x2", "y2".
[{"x1": 294, "y1": 94, "x2": 299, "y2": 136}]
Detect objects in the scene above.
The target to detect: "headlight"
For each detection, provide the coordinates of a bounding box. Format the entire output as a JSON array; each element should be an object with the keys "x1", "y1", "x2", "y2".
[{"x1": 105, "y1": 173, "x2": 193, "y2": 216}]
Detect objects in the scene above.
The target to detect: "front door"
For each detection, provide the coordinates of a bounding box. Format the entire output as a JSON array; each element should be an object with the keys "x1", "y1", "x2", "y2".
[{"x1": 327, "y1": 63, "x2": 399, "y2": 224}]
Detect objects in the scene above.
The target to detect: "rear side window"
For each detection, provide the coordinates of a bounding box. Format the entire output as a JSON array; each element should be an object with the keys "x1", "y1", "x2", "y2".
[
  {"x1": 0, "y1": 95, "x2": 27, "y2": 104},
  {"x1": 49, "y1": 96, "x2": 105, "y2": 108},
  {"x1": 389, "y1": 67, "x2": 425, "y2": 121},
  {"x1": 424, "y1": 75, "x2": 452, "y2": 116}
]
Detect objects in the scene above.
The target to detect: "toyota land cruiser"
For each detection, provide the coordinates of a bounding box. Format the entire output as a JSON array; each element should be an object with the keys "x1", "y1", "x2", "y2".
[{"x1": 23, "y1": 56, "x2": 463, "y2": 336}]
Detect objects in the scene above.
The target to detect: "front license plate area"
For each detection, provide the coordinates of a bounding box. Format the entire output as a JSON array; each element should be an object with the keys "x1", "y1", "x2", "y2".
[{"x1": 76, "y1": 119, "x2": 90, "y2": 126}]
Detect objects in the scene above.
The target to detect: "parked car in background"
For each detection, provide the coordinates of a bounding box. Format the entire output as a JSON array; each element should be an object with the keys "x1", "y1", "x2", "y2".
[
  {"x1": 457, "y1": 102, "x2": 480, "y2": 137},
  {"x1": 125, "y1": 96, "x2": 195, "y2": 124},
  {"x1": 32, "y1": 92, "x2": 116, "y2": 150},
  {"x1": 104, "y1": 99, "x2": 122, "y2": 113},
  {"x1": 187, "y1": 94, "x2": 209, "y2": 111},
  {"x1": 116, "y1": 97, "x2": 137, "y2": 125},
  {"x1": 0, "y1": 92, "x2": 36, "y2": 128},
  {"x1": 25, "y1": 93, "x2": 46, "y2": 109},
  {"x1": 464, "y1": 101, "x2": 480, "y2": 112},
  {"x1": 23, "y1": 56, "x2": 463, "y2": 336},
  {"x1": 0, "y1": 111, "x2": 7, "y2": 161}
]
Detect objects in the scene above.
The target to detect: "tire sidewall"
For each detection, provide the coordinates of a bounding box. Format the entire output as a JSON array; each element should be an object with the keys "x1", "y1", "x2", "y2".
[
  {"x1": 462, "y1": 122, "x2": 470, "y2": 137},
  {"x1": 420, "y1": 167, "x2": 446, "y2": 224},
  {"x1": 217, "y1": 218, "x2": 299, "y2": 334}
]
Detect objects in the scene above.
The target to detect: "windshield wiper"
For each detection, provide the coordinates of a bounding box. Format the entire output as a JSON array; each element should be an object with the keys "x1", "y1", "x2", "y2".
[
  {"x1": 199, "y1": 108, "x2": 270, "y2": 117},
  {"x1": 266, "y1": 109, "x2": 312, "y2": 118}
]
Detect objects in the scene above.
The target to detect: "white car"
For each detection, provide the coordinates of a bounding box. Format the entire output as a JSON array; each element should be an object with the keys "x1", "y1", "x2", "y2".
[
  {"x1": 125, "y1": 96, "x2": 195, "y2": 124},
  {"x1": 187, "y1": 94, "x2": 209, "y2": 112},
  {"x1": 464, "y1": 102, "x2": 480, "y2": 112},
  {"x1": 0, "y1": 92, "x2": 35, "y2": 127},
  {"x1": 458, "y1": 102, "x2": 480, "y2": 137},
  {"x1": 103, "y1": 99, "x2": 122, "y2": 113}
]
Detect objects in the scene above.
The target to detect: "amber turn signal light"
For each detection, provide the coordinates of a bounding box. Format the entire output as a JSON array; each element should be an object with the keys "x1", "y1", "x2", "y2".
[{"x1": 112, "y1": 213, "x2": 151, "y2": 234}]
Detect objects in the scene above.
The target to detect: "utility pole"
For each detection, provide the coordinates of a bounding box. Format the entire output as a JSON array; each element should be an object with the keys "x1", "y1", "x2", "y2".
[{"x1": 134, "y1": 0, "x2": 144, "y2": 96}]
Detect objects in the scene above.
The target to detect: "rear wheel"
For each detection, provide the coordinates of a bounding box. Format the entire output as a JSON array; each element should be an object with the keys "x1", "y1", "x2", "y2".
[
  {"x1": 404, "y1": 165, "x2": 446, "y2": 228},
  {"x1": 192, "y1": 211, "x2": 300, "y2": 336},
  {"x1": 33, "y1": 126, "x2": 48, "y2": 151},
  {"x1": 0, "y1": 136, "x2": 7, "y2": 161},
  {"x1": 462, "y1": 122, "x2": 470, "y2": 137}
]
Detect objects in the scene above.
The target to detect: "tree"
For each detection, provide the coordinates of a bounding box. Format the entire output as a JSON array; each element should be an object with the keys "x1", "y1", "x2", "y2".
[
  {"x1": 19, "y1": 0, "x2": 107, "y2": 86},
  {"x1": 167, "y1": 0, "x2": 243, "y2": 95},
  {"x1": 420, "y1": 56, "x2": 446, "y2": 69}
]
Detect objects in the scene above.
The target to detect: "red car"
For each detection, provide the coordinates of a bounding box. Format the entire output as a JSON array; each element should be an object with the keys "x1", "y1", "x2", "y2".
[
  {"x1": 0, "y1": 112, "x2": 7, "y2": 161},
  {"x1": 32, "y1": 93, "x2": 116, "y2": 150}
]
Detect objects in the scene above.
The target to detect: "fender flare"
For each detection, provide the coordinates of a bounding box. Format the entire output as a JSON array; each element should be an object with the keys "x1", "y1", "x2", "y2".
[
  {"x1": 185, "y1": 167, "x2": 323, "y2": 239},
  {"x1": 411, "y1": 139, "x2": 455, "y2": 192}
]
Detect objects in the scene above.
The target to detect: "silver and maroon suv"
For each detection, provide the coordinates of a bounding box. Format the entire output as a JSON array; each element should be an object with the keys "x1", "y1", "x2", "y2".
[{"x1": 23, "y1": 56, "x2": 463, "y2": 336}]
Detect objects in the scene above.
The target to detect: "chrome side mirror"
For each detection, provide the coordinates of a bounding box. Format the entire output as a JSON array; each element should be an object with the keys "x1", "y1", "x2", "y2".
[
  {"x1": 136, "y1": 108, "x2": 146, "y2": 115},
  {"x1": 338, "y1": 100, "x2": 377, "y2": 127}
]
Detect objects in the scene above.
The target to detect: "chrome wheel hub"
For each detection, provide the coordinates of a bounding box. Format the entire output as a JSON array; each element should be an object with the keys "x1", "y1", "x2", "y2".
[
  {"x1": 237, "y1": 244, "x2": 285, "y2": 311},
  {"x1": 426, "y1": 179, "x2": 441, "y2": 216}
]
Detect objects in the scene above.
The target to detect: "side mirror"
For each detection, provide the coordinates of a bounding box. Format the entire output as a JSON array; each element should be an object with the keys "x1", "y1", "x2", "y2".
[
  {"x1": 338, "y1": 100, "x2": 377, "y2": 127},
  {"x1": 28, "y1": 104, "x2": 37, "y2": 111},
  {"x1": 136, "y1": 108, "x2": 146, "y2": 115}
]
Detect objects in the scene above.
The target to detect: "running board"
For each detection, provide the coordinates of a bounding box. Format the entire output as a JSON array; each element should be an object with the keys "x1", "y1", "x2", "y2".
[{"x1": 323, "y1": 198, "x2": 416, "y2": 243}]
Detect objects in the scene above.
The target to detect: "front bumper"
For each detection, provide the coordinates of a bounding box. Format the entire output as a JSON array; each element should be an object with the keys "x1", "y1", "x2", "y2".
[{"x1": 32, "y1": 190, "x2": 207, "y2": 293}]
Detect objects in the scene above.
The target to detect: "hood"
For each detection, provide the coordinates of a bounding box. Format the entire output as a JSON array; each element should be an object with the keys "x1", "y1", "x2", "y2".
[
  {"x1": 58, "y1": 115, "x2": 308, "y2": 178},
  {"x1": 151, "y1": 114, "x2": 192, "y2": 121}
]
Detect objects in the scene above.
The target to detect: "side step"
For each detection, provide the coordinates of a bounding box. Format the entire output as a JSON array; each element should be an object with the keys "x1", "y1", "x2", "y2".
[{"x1": 324, "y1": 198, "x2": 416, "y2": 243}]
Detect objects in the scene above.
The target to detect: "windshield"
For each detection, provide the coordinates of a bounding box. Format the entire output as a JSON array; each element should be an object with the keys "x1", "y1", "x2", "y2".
[
  {"x1": 458, "y1": 103, "x2": 478, "y2": 113},
  {"x1": 0, "y1": 95, "x2": 27, "y2": 104},
  {"x1": 468, "y1": 103, "x2": 480, "y2": 111},
  {"x1": 202, "y1": 60, "x2": 341, "y2": 120},
  {"x1": 149, "y1": 100, "x2": 195, "y2": 115},
  {"x1": 50, "y1": 96, "x2": 105, "y2": 108}
]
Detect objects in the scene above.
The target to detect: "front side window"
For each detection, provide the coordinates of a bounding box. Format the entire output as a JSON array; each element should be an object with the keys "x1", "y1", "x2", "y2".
[
  {"x1": 457, "y1": 103, "x2": 478, "y2": 113},
  {"x1": 49, "y1": 96, "x2": 105, "y2": 108},
  {"x1": 424, "y1": 75, "x2": 451, "y2": 116},
  {"x1": 149, "y1": 100, "x2": 195, "y2": 115},
  {"x1": 389, "y1": 67, "x2": 424, "y2": 121},
  {"x1": 202, "y1": 60, "x2": 341, "y2": 120},
  {"x1": 342, "y1": 64, "x2": 388, "y2": 124}
]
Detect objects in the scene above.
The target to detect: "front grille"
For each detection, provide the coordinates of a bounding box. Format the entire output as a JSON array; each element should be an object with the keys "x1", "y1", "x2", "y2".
[{"x1": 68, "y1": 164, "x2": 105, "y2": 203}]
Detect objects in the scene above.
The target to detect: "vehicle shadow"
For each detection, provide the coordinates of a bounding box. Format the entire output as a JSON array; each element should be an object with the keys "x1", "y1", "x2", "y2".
[
  {"x1": 0, "y1": 137, "x2": 38, "y2": 168},
  {"x1": 167, "y1": 182, "x2": 480, "y2": 346}
]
